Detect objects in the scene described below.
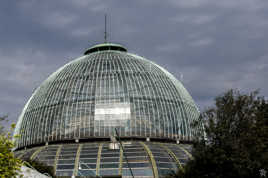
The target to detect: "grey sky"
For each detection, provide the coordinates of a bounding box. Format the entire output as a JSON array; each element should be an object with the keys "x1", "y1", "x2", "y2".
[{"x1": 1, "y1": 0, "x2": 268, "y2": 127}]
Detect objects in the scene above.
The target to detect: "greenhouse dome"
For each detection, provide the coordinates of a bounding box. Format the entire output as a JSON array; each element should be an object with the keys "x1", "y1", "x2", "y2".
[{"x1": 14, "y1": 43, "x2": 200, "y2": 177}]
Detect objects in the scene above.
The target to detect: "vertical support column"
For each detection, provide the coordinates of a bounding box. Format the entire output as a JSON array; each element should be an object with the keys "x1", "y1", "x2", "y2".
[
  {"x1": 54, "y1": 145, "x2": 63, "y2": 175},
  {"x1": 96, "y1": 143, "x2": 104, "y2": 176},
  {"x1": 140, "y1": 142, "x2": 159, "y2": 178},
  {"x1": 158, "y1": 143, "x2": 184, "y2": 172},
  {"x1": 30, "y1": 146, "x2": 46, "y2": 160},
  {"x1": 73, "y1": 144, "x2": 83, "y2": 176},
  {"x1": 119, "y1": 145, "x2": 123, "y2": 175}
]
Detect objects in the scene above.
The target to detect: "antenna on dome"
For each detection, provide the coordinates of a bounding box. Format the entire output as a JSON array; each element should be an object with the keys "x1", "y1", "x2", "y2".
[
  {"x1": 104, "y1": 14, "x2": 107, "y2": 43},
  {"x1": 110, "y1": 14, "x2": 112, "y2": 42}
]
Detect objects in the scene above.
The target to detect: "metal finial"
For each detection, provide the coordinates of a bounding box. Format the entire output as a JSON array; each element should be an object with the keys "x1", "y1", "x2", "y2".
[{"x1": 110, "y1": 14, "x2": 112, "y2": 42}]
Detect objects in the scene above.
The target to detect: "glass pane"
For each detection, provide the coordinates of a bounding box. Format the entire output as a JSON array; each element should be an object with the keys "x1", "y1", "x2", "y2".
[
  {"x1": 80, "y1": 164, "x2": 96, "y2": 169},
  {"x1": 158, "y1": 169, "x2": 176, "y2": 176},
  {"x1": 57, "y1": 164, "x2": 75, "y2": 170},
  {"x1": 122, "y1": 168, "x2": 153, "y2": 176},
  {"x1": 101, "y1": 158, "x2": 119, "y2": 163},
  {"x1": 101, "y1": 153, "x2": 119, "y2": 157},
  {"x1": 154, "y1": 157, "x2": 170, "y2": 162},
  {"x1": 59, "y1": 155, "x2": 76, "y2": 159},
  {"x1": 124, "y1": 152, "x2": 146, "y2": 157},
  {"x1": 100, "y1": 163, "x2": 119, "y2": 168},
  {"x1": 78, "y1": 169, "x2": 97, "y2": 176},
  {"x1": 80, "y1": 159, "x2": 97, "y2": 163},
  {"x1": 58, "y1": 159, "x2": 75, "y2": 164},
  {"x1": 80, "y1": 154, "x2": 98, "y2": 158},
  {"x1": 99, "y1": 169, "x2": 119, "y2": 176},
  {"x1": 123, "y1": 162, "x2": 150, "y2": 168},
  {"x1": 56, "y1": 171, "x2": 73, "y2": 176},
  {"x1": 157, "y1": 163, "x2": 176, "y2": 169},
  {"x1": 123, "y1": 156, "x2": 148, "y2": 162}
]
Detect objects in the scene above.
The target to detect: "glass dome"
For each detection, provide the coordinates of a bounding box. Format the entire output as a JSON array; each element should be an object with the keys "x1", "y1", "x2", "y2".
[{"x1": 14, "y1": 43, "x2": 200, "y2": 149}]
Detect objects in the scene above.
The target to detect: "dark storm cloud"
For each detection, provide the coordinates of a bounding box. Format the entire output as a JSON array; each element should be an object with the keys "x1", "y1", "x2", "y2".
[{"x1": 0, "y1": 0, "x2": 268, "y2": 127}]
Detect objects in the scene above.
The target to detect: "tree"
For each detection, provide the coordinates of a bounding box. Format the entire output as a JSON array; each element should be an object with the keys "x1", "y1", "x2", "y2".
[
  {"x1": 175, "y1": 89, "x2": 268, "y2": 178},
  {"x1": 0, "y1": 116, "x2": 22, "y2": 177}
]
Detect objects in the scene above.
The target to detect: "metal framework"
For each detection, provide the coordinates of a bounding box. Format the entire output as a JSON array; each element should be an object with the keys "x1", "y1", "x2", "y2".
[
  {"x1": 14, "y1": 142, "x2": 193, "y2": 177},
  {"x1": 14, "y1": 44, "x2": 200, "y2": 149},
  {"x1": 13, "y1": 43, "x2": 200, "y2": 177},
  {"x1": 73, "y1": 144, "x2": 82, "y2": 176},
  {"x1": 159, "y1": 143, "x2": 184, "y2": 172},
  {"x1": 140, "y1": 142, "x2": 159, "y2": 178},
  {"x1": 30, "y1": 146, "x2": 46, "y2": 160},
  {"x1": 54, "y1": 145, "x2": 62, "y2": 175},
  {"x1": 96, "y1": 143, "x2": 104, "y2": 176}
]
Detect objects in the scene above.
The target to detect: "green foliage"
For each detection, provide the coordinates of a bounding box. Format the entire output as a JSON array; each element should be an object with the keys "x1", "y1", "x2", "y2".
[
  {"x1": 1, "y1": 116, "x2": 54, "y2": 177},
  {"x1": 0, "y1": 119, "x2": 22, "y2": 178},
  {"x1": 0, "y1": 115, "x2": 8, "y2": 135},
  {"x1": 174, "y1": 89, "x2": 268, "y2": 178}
]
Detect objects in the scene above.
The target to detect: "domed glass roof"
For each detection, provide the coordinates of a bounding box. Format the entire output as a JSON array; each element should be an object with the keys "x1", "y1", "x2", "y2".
[
  {"x1": 14, "y1": 43, "x2": 199, "y2": 149},
  {"x1": 14, "y1": 141, "x2": 193, "y2": 177}
]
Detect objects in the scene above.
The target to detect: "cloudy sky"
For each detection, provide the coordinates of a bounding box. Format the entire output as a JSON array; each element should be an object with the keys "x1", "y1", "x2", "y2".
[{"x1": 1, "y1": 0, "x2": 268, "y2": 127}]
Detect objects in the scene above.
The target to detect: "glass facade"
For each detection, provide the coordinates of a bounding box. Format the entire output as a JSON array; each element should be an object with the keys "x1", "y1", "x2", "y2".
[
  {"x1": 14, "y1": 43, "x2": 200, "y2": 149},
  {"x1": 14, "y1": 141, "x2": 192, "y2": 177}
]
